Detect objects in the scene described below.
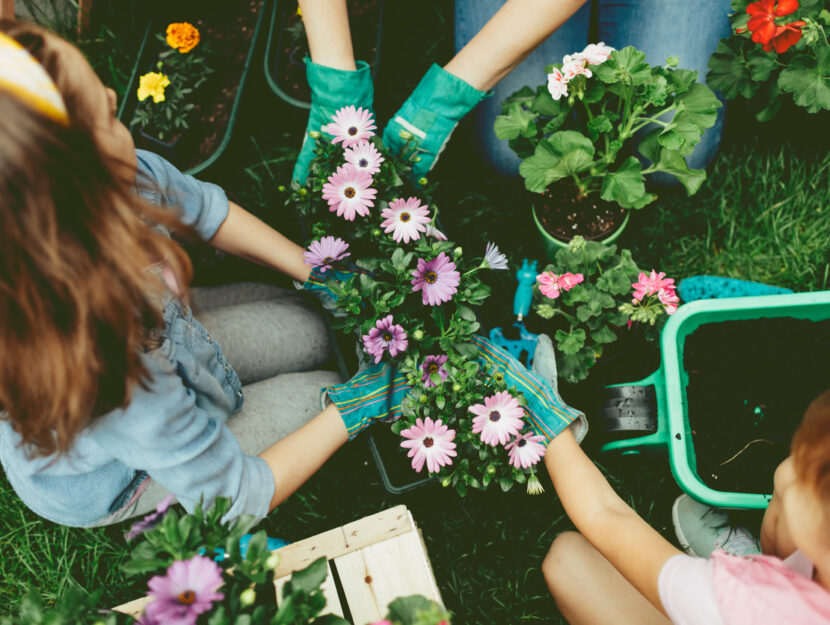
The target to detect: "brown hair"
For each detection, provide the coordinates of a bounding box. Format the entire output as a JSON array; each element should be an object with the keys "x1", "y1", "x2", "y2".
[
  {"x1": 791, "y1": 390, "x2": 830, "y2": 507},
  {"x1": 0, "y1": 21, "x2": 193, "y2": 456}
]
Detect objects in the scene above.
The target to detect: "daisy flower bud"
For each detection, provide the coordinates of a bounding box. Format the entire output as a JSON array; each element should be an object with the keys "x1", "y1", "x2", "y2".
[
  {"x1": 309, "y1": 130, "x2": 321, "y2": 139},
  {"x1": 418, "y1": 177, "x2": 428, "y2": 186},
  {"x1": 399, "y1": 129, "x2": 413, "y2": 141},
  {"x1": 265, "y1": 552, "x2": 280, "y2": 570},
  {"x1": 419, "y1": 395, "x2": 428, "y2": 404},
  {"x1": 452, "y1": 383, "x2": 462, "y2": 392},
  {"x1": 413, "y1": 329, "x2": 425, "y2": 340},
  {"x1": 240, "y1": 588, "x2": 256, "y2": 607}
]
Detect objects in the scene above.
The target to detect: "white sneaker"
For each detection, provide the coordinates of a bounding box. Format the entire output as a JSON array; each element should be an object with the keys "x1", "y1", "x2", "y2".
[{"x1": 672, "y1": 494, "x2": 760, "y2": 558}]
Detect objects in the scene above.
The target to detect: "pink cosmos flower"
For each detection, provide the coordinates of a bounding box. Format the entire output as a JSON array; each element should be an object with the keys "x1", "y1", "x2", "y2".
[
  {"x1": 380, "y1": 197, "x2": 430, "y2": 243},
  {"x1": 323, "y1": 105, "x2": 376, "y2": 147},
  {"x1": 303, "y1": 236, "x2": 350, "y2": 272},
  {"x1": 125, "y1": 494, "x2": 175, "y2": 541},
  {"x1": 322, "y1": 163, "x2": 376, "y2": 221},
  {"x1": 558, "y1": 272, "x2": 584, "y2": 290},
  {"x1": 547, "y1": 68, "x2": 568, "y2": 101},
  {"x1": 344, "y1": 139, "x2": 384, "y2": 175},
  {"x1": 400, "y1": 417, "x2": 457, "y2": 474},
  {"x1": 469, "y1": 391, "x2": 525, "y2": 446},
  {"x1": 580, "y1": 42, "x2": 614, "y2": 65},
  {"x1": 631, "y1": 270, "x2": 676, "y2": 302},
  {"x1": 411, "y1": 252, "x2": 460, "y2": 306},
  {"x1": 424, "y1": 224, "x2": 448, "y2": 241},
  {"x1": 537, "y1": 271, "x2": 583, "y2": 299},
  {"x1": 421, "y1": 354, "x2": 449, "y2": 388},
  {"x1": 506, "y1": 432, "x2": 547, "y2": 469},
  {"x1": 362, "y1": 315, "x2": 408, "y2": 364},
  {"x1": 144, "y1": 556, "x2": 224, "y2": 625}
]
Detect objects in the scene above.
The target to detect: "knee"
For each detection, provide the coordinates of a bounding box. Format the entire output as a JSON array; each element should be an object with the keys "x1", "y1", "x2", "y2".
[{"x1": 543, "y1": 531, "x2": 589, "y2": 598}]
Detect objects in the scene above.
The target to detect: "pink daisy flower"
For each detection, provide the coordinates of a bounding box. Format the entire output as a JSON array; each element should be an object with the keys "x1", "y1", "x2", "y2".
[
  {"x1": 483, "y1": 242, "x2": 509, "y2": 270},
  {"x1": 381, "y1": 197, "x2": 430, "y2": 244},
  {"x1": 420, "y1": 354, "x2": 449, "y2": 387},
  {"x1": 144, "y1": 556, "x2": 224, "y2": 625},
  {"x1": 424, "y1": 224, "x2": 448, "y2": 241},
  {"x1": 506, "y1": 432, "x2": 547, "y2": 469},
  {"x1": 547, "y1": 68, "x2": 568, "y2": 101},
  {"x1": 469, "y1": 391, "x2": 525, "y2": 447},
  {"x1": 303, "y1": 236, "x2": 350, "y2": 272},
  {"x1": 323, "y1": 105, "x2": 376, "y2": 147},
  {"x1": 557, "y1": 272, "x2": 584, "y2": 290},
  {"x1": 344, "y1": 140, "x2": 385, "y2": 175},
  {"x1": 362, "y1": 315, "x2": 408, "y2": 364},
  {"x1": 322, "y1": 163, "x2": 376, "y2": 221},
  {"x1": 400, "y1": 417, "x2": 457, "y2": 474},
  {"x1": 411, "y1": 252, "x2": 460, "y2": 306},
  {"x1": 632, "y1": 270, "x2": 675, "y2": 302}
]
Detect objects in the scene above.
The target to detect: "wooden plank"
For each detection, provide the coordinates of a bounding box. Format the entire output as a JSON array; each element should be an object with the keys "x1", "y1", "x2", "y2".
[
  {"x1": 0, "y1": 0, "x2": 14, "y2": 20},
  {"x1": 112, "y1": 596, "x2": 149, "y2": 618},
  {"x1": 274, "y1": 563, "x2": 344, "y2": 618},
  {"x1": 334, "y1": 531, "x2": 443, "y2": 624}
]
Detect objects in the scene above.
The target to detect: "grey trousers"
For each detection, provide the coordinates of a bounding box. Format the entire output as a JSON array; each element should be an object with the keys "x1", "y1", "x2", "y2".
[{"x1": 111, "y1": 282, "x2": 341, "y2": 523}]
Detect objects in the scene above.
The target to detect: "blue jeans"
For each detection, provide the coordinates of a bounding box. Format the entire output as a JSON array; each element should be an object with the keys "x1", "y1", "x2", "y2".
[{"x1": 455, "y1": 0, "x2": 733, "y2": 177}]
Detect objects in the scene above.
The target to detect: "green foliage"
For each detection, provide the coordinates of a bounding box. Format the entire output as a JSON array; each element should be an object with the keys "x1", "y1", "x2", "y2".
[
  {"x1": 1, "y1": 585, "x2": 133, "y2": 625},
  {"x1": 707, "y1": 0, "x2": 830, "y2": 119},
  {"x1": 496, "y1": 45, "x2": 720, "y2": 208}
]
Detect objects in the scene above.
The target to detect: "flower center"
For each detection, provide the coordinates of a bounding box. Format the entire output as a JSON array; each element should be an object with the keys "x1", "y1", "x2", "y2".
[
  {"x1": 323, "y1": 256, "x2": 334, "y2": 265},
  {"x1": 399, "y1": 212, "x2": 411, "y2": 222},
  {"x1": 425, "y1": 271, "x2": 438, "y2": 284},
  {"x1": 423, "y1": 436, "x2": 434, "y2": 448},
  {"x1": 358, "y1": 158, "x2": 368, "y2": 168},
  {"x1": 344, "y1": 187, "x2": 356, "y2": 198},
  {"x1": 489, "y1": 411, "x2": 501, "y2": 422},
  {"x1": 382, "y1": 332, "x2": 393, "y2": 342},
  {"x1": 178, "y1": 590, "x2": 197, "y2": 605},
  {"x1": 517, "y1": 439, "x2": 527, "y2": 447},
  {"x1": 348, "y1": 126, "x2": 358, "y2": 136},
  {"x1": 428, "y1": 363, "x2": 439, "y2": 374}
]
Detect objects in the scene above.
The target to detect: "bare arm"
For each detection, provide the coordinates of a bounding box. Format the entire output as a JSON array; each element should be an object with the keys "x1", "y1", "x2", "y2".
[
  {"x1": 444, "y1": 0, "x2": 588, "y2": 91},
  {"x1": 209, "y1": 201, "x2": 311, "y2": 283},
  {"x1": 760, "y1": 491, "x2": 798, "y2": 559},
  {"x1": 545, "y1": 428, "x2": 682, "y2": 615},
  {"x1": 298, "y1": 0, "x2": 356, "y2": 70}
]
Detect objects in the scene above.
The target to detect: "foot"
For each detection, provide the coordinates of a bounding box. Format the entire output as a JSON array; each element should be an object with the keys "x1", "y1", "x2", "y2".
[{"x1": 672, "y1": 494, "x2": 760, "y2": 558}]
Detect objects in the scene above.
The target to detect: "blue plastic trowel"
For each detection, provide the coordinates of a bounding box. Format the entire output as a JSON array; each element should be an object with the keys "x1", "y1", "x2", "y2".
[{"x1": 488, "y1": 259, "x2": 541, "y2": 368}]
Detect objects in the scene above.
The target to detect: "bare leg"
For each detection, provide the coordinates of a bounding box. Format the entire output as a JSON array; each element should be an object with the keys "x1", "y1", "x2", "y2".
[
  {"x1": 298, "y1": 0, "x2": 356, "y2": 70},
  {"x1": 544, "y1": 532, "x2": 671, "y2": 625}
]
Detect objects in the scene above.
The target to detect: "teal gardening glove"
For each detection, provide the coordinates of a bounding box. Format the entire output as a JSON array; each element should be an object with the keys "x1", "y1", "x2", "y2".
[
  {"x1": 297, "y1": 264, "x2": 367, "y2": 316},
  {"x1": 382, "y1": 64, "x2": 488, "y2": 181},
  {"x1": 293, "y1": 58, "x2": 375, "y2": 184}
]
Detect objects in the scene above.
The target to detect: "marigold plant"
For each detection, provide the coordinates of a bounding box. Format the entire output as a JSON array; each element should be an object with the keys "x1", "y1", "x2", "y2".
[{"x1": 166, "y1": 21, "x2": 200, "y2": 54}]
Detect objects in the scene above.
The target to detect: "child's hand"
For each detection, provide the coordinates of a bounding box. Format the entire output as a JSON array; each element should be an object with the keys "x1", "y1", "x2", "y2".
[{"x1": 297, "y1": 263, "x2": 367, "y2": 316}]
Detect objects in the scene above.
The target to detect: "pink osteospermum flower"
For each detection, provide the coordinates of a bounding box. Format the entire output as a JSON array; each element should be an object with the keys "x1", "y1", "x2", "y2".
[
  {"x1": 323, "y1": 105, "x2": 376, "y2": 147},
  {"x1": 557, "y1": 272, "x2": 584, "y2": 290},
  {"x1": 400, "y1": 417, "x2": 457, "y2": 474},
  {"x1": 144, "y1": 556, "x2": 224, "y2": 625},
  {"x1": 125, "y1": 494, "x2": 175, "y2": 541},
  {"x1": 421, "y1": 354, "x2": 449, "y2": 388},
  {"x1": 362, "y1": 315, "x2": 408, "y2": 364},
  {"x1": 547, "y1": 68, "x2": 568, "y2": 101},
  {"x1": 322, "y1": 163, "x2": 376, "y2": 221},
  {"x1": 632, "y1": 270, "x2": 675, "y2": 302},
  {"x1": 344, "y1": 139, "x2": 384, "y2": 175},
  {"x1": 424, "y1": 224, "x2": 448, "y2": 241},
  {"x1": 483, "y1": 242, "x2": 509, "y2": 270},
  {"x1": 381, "y1": 197, "x2": 430, "y2": 244},
  {"x1": 469, "y1": 390, "x2": 525, "y2": 447},
  {"x1": 411, "y1": 252, "x2": 460, "y2": 306},
  {"x1": 506, "y1": 432, "x2": 547, "y2": 469},
  {"x1": 303, "y1": 236, "x2": 350, "y2": 272}
]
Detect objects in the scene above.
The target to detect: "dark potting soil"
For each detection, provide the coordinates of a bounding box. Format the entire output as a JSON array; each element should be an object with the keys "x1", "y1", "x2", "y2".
[
  {"x1": 684, "y1": 317, "x2": 830, "y2": 494},
  {"x1": 134, "y1": 0, "x2": 263, "y2": 171},
  {"x1": 536, "y1": 183, "x2": 626, "y2": 242},
  {"x1": 275, "y1": 0, "x2": 382, "y2": 103}
]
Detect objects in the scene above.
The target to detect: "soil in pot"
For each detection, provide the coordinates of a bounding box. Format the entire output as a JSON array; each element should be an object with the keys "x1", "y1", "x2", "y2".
[
  {"x1": 274, "y1": 0, "x2": 382, "y2": 103},
  {"x1": 134, "y1": 0, "x2": 263, "y2": 172},
  {"x1": 684, "y1": 317, "x2": 830, "y2": 494},
  {"x1": 536, "y1": 182, "x2": 627, "y2": 242}
]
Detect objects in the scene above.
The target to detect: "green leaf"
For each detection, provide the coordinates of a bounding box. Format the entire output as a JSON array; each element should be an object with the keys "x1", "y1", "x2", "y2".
[
  {"x1": 657, "y1": 119, "x2": 704, "y2": 155},
  {"x1": 652, "y1": 149, "x2": 707, "y2": 196},
  {"x1": 312, "y1": 616, "x2": 351, "y2": 625},
  {"x1": 456, "y1": 304, "x2": 477, "y2": 322},
  {"x1": 591, "y1": 325, "x2": 619, "y2": 344},
  {"x1": 500, "y1": 85, "x2": 535, "y2": 112},
  {"x1": 290, "y1": 557, "x2": 328, "y2": 594},
  {"x1": 600, "y1": 156, "x2": 646, "y2": 208},
  {"x1": 555, "y1": 328, "x2": 586, "y2": 355},
  {"x1": 747, "y1": 53, "x2": 777, "y2": 82},
  {"x1": 494, "y1": 102, "x2": 537, "y2": 140},
  {"x1": 499, "y1": 476, "x2": 514, "y2": 492},
  {"x1": 587, "y1": 114, "x2": 613, "y2": 138},
  {"x1": 387, "y1": 596, "x2": 449, "y2": 624},
  {"x1": 706, "y1": 39, "x2": 755, "y2": 99},
  {"x1": 595, "y1": 46, "x2": 652, "y2": 85},
  {"x1": 548, "y1": 130, "x2": 595, "y2": 157},
  {"x1": 532, "y1": 85, "x2": 565, "y2": 115},
  {"x1": 673, "y1": 82, "x2": 721, "y2": 135},
  {"x1": 778, "y1": 47, "x2": 830, "y2": 113}
]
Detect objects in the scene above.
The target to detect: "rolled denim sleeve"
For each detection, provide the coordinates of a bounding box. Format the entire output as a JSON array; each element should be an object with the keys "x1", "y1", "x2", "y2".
[
  {"x1": 88, "y1": 350, "x2": 274, "y2": 522},
  {"x1": 135, "y1": 149, "x2": 229, "y2": 241}
]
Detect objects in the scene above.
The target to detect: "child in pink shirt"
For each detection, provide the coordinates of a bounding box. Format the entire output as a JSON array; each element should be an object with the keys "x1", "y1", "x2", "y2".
[{"x1": 542, "y1": 390, "x2": 830, "y2": 625}]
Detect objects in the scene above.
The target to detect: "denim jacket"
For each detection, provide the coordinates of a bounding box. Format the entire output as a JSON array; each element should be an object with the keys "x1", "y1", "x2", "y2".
[{"x1": 0, "y1": 151, "x2": 274, "y2": 526}]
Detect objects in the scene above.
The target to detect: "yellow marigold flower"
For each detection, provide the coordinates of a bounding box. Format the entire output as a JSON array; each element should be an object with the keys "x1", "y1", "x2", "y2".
[
  {"x1": 137, "y1": 72, "x2": 170, "y2": 103},
  {"x1": 166, "y1": 22, "x2": 200, "y2": 54}
]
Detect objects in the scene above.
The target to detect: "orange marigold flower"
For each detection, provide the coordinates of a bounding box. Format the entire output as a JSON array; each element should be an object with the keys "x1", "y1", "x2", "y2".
[{"x1": 166, "y1": 22, "x2": 200, "y2": 54}]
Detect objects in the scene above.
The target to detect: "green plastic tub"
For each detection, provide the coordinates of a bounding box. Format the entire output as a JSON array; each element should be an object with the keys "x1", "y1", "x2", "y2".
[{"x1": 600, "y1": 290, "x2": 830, "y2": 510}]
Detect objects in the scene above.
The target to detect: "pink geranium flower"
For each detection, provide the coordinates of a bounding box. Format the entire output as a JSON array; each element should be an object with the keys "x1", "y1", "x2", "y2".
[
  {"x1": 580, "y1": 42, "x2": 614, "y2": 65},
  {"x1": 381, "y1": 197, "x2": 430, "y2": 243},
  {"x1": 658, "y1": 288, "x2": 680, "y2": 315},
  {"x1": 303, "y1": 236, "x2": 350, "y2": 272},
  {"x1": 562, "y1": 54, "x2": 592, "y2": 79},
  {"x1": 323, "y1": 105, "x2": 376, "y2": 147},
  {"x1": 322, "y1": 163, "x2": 376, "y2": 221},
  {"x1": 537, "y1": 271, "x2": 583, "y2": 299},
  {"x1": 411, "y1": 252, "x2": 460, "y2": 306},
  {"x1": 547, "y1": 68, "x2": 568, "y2": 101},
  {"x1": 344, "y1": 139, "x2": 384, "y2": 175},
  {"x1": 470, "y1": 391, "x2": 524, "y2": 446},
  {"x1": 362, "y1": 315, "x2": 408, "y2": 363},
  {"x1": 144, "y1": 556, "x2": 224, "y2": 625},
  {"x1": 506, "y1": 432, "x2": 547, "y2": 468},
  {"x1": 632, "y1": 270, "x2": 676, "y2": 302},
  {"x1": 421, "y1": 354, "x2": 449, "y2": 387},
  {"x1": 400, "y1": 417, "x2": 457, "y2": 474},
  {"x1": 558, "y1": 272, "x2": 584, "y2": 290}
]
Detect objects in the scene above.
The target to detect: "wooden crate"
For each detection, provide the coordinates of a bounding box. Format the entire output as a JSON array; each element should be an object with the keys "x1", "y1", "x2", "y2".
[{"x1": 114, "y1": 505, "x2": 443, "y2": 624}]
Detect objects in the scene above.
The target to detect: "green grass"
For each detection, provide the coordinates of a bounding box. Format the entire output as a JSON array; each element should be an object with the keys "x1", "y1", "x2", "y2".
[{"x1": 2, "y1": 1, "x2": 828, "y2": 623}]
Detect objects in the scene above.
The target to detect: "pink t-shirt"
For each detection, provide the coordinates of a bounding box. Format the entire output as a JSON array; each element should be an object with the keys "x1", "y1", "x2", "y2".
[{"x1": 658, "y1": 550, "x2": 818, "y2": 625}]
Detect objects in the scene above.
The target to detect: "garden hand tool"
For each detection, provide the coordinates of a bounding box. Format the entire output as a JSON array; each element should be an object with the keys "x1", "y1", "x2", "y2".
[
  {"x1": 293, "y1": 58, "x2": 374, "y2": 183},
  {"x1": 382, "y1": 64, "x2": 488, "y2": 181},
  {"x1": 489, "y1": 259, "x2": 540, "y2": 368},
  {"x1": 678, "y1": 275, "x2": 792, "y2": 302},
  {"x1": 211, "y1": 533, "x2": 289, "y2": 562}
]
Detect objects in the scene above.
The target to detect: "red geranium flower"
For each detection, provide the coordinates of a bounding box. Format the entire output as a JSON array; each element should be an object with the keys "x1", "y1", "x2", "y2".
[
  {"x1": 738, "y1": 0, "x2": 799, "y2": 45},
  {"x1": 767, "y1": 20, "x2": 807, "y2": 53}
]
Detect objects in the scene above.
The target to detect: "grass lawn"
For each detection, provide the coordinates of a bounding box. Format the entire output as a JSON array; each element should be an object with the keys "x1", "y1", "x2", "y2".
[{"x1": 1, "y1": 1, "x2": 828, "y2": 623}]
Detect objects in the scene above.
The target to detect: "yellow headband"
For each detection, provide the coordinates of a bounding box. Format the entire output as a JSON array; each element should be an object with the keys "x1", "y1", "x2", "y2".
[{"x1": 0, "y1": 32, "x2": 68, "y2": 124}]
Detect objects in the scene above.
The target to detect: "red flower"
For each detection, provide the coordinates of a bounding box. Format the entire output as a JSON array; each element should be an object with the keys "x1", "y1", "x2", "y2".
[
  {"x1": 738, "y1": 0, "x2": 800, "y2": 45},
  {"x1": 766, "y1": 20, "x2": 807, "y2": 53}
]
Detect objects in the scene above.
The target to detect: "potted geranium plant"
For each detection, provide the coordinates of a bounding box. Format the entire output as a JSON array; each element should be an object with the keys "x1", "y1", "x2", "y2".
[
  {"x1": 707, "y1": 0, "x2": 829, "y2": 121},
  {"x1": 532, "y1": 236, "x2": 679, "y2": 384},
  {"x1": 494, "y1": 43, "x2": 721, "y2": 258}
]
